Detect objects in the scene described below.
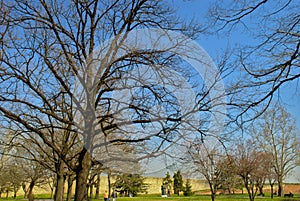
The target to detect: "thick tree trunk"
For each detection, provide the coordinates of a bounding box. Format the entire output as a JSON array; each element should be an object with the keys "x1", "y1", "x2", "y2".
[
  {"x1": 74, "y1": 100, "x2": 95, "y2": 201},
  {"x1": 54, "y1": 173, "x2": 65, "y2": 201},
  {"x1": 54, "y1": 160, "x2": 66, "y2": 201},
  {"x1": 74, "y1": 149, "x2": 92, "y2": 201}
]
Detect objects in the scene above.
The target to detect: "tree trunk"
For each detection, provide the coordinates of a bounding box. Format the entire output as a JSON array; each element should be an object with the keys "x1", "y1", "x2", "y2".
[
  {"x1": 258, "y1": 185, "x2": 264, "y2": 196},
  {"x1": 67, "y1": 175, "x2": 74, "y2": 201},
  {"x1": 208, "y1": 182, "x2": 216, "y2": 201},
  {"x1": 50, "y1": 188, "x2": 54, "y2": 199},
  {"x1": 54, "y1": 172, "x2": 65, "y2": 201},
  {"x1": 270, "y1": 184, "x2": 274, "y2": 199},
  {"x1": 74, "y1": 149, "x2": 92, "y2": 201},
  {"x1": 54, "y1": 159, "x2": 67, "y2": 201},
  {"x1": 246, "y1": 187, "x2": 255, "y2": 201},
  {"x1": 278, "y1": 179, "x2": 283, "y2": 197},
  {"x1": 22, "y1": 183, "x2": 28, "y2": 198},
  {"x1": 14, "y1": 190, "x2": 17, "y2": 199},
  {"x1": 210, "y1": 193, "x2": 216, "y2": 201},
  {"x1": 245, "y1": 180, "x2": 255, "y2": 201},
  {"x1": 95, "y1": 173, "x2": 101, "y2": 199},
  {"x1": 108, "y1": 171, "x2": 111, "y2": 196},
  {"x1": 89, "y1": 184, "x2": 93, "y2": 201},
  {"x1": 50, "y1": 179, "x2": 55, "y2": 199},
  {"x1": 28, "y1": 181, "x2": 35, "y2": 201}
]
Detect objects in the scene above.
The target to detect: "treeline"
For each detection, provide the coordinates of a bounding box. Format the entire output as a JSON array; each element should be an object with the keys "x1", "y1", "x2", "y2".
[
  {"x1": 0, "y1": 157, "x2": 147, "y2": 199},
  {"x1": 184, "y1": 107, "x2": 299, "y2": 201}
]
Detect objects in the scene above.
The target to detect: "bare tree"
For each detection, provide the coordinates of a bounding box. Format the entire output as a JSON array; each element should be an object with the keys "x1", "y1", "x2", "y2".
[
  {"x1": 254, "y1": 152, "x2": 272, "y2": 197},
  {"x1": 46, "y1": 174, "x2": 56, "y2": 199},
  {"x1": 16, "y1": 158, "x2": 50, "y2": 201},
  {"x1": 234, "y1": 140, "x2": 260, "y2": 201},
  {"x1": 253, "y1": 106, "x2": 299, "y2": 196},
  {"x1": 187, "y1": 141, "x2": 225, "y2": 201},
  {"x1": 262, "y1": 152, "x2": 277, "y2": 199},
  {"x1": 217, "y1": 155, "x2": 242, "y2": 195},
  {"x1": 0, "y1": 1, "x2": 229, "y2": 201},
  {"x1": 0, "y1": 162, "x2": 18, "y2": 198},
  {"x1": 0, "y1": 132, "x2": 48, "y2": 200},
  {"x1": 2, "y1": 126, "x2": 76, "y2": 201},
  {"x1": 4, "y1": 160, "x2": 25, "y2": 198}
]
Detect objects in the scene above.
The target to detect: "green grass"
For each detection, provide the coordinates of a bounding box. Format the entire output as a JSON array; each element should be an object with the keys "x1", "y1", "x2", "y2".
[
  {"x1": 112, "y1": 194, "x2": 300, "y2": 201},
  {"x1": 0, "y1": 194, "x2": 299, "y2": 201}
]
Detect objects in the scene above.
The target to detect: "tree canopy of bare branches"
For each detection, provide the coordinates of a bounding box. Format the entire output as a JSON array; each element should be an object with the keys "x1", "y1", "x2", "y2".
[{"x1": 209, "y1": 0, "x2": 300, "y2": 122}]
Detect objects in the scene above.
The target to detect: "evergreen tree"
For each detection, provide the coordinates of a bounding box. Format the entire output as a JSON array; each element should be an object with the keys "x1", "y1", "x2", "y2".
[
  {"x1": 183, "y1": 179, "x2": 193, "y2": 196},
  {"x1": 163, "y1": 172, "x2": 172, "y2": 187},
  {"x1": 173, "y1": 171, "x2": 183, "y2": 195},
  {"x1": 162, "y1": 172, "x2": 173, "y2": 195},
  {"x1": 113, "y1": 173, "x2": 148, "y2": 197}
]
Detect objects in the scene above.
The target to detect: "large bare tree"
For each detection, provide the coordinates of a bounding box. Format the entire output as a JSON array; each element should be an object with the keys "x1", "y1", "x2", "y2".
[
  {"x1": 0, "y1": 1, "x2": 228, "y2": 201},
  {"x1": 253, "y1": 106, "x2": 299, "y2": 196}
]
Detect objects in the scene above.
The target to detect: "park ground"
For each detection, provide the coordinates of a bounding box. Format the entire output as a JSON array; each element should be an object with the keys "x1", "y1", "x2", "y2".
[
  {"x1": 1, "y1": 184, "x2": 299, "y2": 201},
  {"x1": 1, "y1": 193, "x2": 300, "y2": 201}
]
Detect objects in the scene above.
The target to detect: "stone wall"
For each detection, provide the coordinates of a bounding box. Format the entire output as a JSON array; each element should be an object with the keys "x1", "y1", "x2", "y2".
[
  {"x1": 15, "y1": 176, "x2": 209, "y2": 196},
  {"x1": 143, "y1": 177, "x2": 209, "y2": 194}
]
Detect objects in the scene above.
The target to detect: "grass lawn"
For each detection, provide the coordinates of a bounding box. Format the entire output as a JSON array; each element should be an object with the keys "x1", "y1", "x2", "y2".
[
  {"x1": 114, "y1": 194, "x2": 300, "y2": 201},
  {"x1": 1, "y1": 194, "x2": 299, "y2": 201}
]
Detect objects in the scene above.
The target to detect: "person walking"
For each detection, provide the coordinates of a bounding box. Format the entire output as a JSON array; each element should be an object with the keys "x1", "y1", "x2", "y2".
[{"x1": 103, "y1": 190, "x2": 109, "y2": 201}]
